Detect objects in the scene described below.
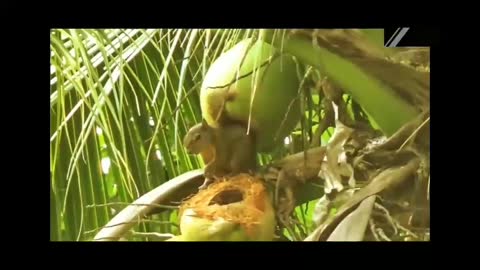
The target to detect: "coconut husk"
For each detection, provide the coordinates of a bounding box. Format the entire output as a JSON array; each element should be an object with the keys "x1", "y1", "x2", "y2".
[{"x1": 179, "y1": 173, "x2": 275, "y2": 239}]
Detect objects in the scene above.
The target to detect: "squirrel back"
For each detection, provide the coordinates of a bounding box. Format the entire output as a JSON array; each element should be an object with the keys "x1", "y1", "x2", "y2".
[{"x1": 183, "y1": 118, "x2": 257, "y2": 177}]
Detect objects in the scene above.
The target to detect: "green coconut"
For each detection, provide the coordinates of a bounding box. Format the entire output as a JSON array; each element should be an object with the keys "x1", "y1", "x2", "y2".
[
  {"x1": 200, "y1": 38, "x2": 302, "y2": 153},
  {"x1": 169, "y1": 174, "x2": 276, "y2": 241},
  {"x1": 176, "y1": 209, "x2": 249, "y2": 241}
]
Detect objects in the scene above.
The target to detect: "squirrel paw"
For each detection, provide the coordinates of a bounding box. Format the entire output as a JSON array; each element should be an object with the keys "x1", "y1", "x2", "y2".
[
  {"x1": 198, "y1": 177, "x2": 214, "y2": 190},
  {"x1": 198, "y1": 175, "x2": 224, "y2": 190}
]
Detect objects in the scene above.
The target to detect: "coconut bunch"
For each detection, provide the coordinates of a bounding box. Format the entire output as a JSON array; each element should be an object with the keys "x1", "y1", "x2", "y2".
[{"x1": 170, "y1": 37, "x2": 304, "y2": 241}]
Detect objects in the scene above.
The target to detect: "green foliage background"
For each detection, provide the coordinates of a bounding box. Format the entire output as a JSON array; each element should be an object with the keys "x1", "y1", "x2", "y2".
[{"x1": 50, "y1": 29, "x2": 426, "y2": 241}]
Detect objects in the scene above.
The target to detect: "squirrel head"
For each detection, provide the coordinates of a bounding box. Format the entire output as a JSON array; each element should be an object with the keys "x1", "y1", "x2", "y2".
[{"x1": 183, "y1": 119, "x2": 214, "y2": 154}]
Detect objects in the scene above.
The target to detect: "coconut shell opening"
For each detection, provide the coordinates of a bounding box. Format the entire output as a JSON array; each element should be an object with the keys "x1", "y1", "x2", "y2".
[
  {"x1": 178, "y1": 173, "x2": 275, "y2": 239},
  {"x1": 209, "y1": 189, "x2": 244, "y2": 205}
]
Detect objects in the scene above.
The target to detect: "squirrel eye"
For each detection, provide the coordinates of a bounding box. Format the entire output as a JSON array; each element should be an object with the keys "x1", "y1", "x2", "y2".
[{"x1": 194, "y1": 133, "x2": 201, "y2": 141}]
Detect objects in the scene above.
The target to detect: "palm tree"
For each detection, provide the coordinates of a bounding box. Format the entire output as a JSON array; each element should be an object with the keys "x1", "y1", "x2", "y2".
[{"x1": 50, "y1": 29, "x2": 429, "y2": 241}]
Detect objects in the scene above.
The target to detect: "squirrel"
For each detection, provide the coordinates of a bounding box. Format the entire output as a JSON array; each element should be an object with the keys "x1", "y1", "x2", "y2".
[{"x1": 183, "y1": 119, "x2": 257, "y2": 190}]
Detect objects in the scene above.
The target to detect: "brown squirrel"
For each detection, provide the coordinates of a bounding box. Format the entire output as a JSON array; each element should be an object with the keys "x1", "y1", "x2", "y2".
[{"x1": 183, "y1": 119, "x2": 257, "y2": 189}]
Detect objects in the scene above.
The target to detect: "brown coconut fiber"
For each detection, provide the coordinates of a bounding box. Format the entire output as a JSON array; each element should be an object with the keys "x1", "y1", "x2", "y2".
[{"x1": 179, "y1": 173, "x2": 273, "y2": 238}]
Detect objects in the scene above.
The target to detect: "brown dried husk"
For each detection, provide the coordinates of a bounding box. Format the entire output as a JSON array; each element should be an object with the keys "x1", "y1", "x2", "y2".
[{"x1": 179, "y1": 173, "x2": 275, "y2": 239}]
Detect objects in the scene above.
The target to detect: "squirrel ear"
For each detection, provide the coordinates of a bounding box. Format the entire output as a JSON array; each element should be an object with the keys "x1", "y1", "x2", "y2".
[{"x1": 201, "y1": 118, "x2": 208, "y2": 127}]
